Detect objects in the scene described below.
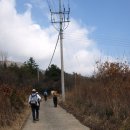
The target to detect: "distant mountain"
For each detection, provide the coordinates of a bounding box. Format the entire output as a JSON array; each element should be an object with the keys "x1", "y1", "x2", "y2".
[{"x1": 0, "y1": 60, "x2": 23, "y2": 67}]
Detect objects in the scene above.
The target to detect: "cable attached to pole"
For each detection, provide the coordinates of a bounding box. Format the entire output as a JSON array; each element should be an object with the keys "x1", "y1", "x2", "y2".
[
  {"x1": 48, "y1": 33, "x2": 60, "y2": 68},
  {"x1": 46, "y1": 0, "x2": 52, "y2": 12}
]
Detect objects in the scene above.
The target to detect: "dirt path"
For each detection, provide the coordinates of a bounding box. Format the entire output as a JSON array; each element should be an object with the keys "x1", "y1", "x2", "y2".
[{"x1": 22, "y1": 98, "x2": 90, "y2": 130}]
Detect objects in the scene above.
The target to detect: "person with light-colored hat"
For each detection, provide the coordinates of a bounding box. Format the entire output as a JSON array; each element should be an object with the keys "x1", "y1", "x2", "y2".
[{"x1": 28, "y1": 89, "x2": 41, "y2": 122}]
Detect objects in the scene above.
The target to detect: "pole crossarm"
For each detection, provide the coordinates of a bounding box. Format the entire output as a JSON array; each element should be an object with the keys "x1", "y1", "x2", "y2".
[
  {"x1": 51, "y1": 21, "x2": 70, "y2": 24},
  {"x1": 50, "y1": 1, "x2": 70, "y2": 31}
]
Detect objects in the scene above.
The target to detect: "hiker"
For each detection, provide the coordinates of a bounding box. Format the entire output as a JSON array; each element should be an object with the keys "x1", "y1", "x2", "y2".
[
  {"x1": 43, "y1": 90, "x2": 48, "y2": 101},
  {"x1": 29, "y1": 89, "x2": 41, "y2": 121},
  {"x1": 53, "y1": 91, "x2": 58, "y2": 107}
]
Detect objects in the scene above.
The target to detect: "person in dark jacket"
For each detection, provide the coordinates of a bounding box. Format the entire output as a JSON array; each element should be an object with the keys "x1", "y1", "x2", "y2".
[
  {"x1": 53, "y1": 91, "x2": 58, "y2": 107},
  {"x1": 43, "y1": 91, "x2": 48, "y2": 101}
]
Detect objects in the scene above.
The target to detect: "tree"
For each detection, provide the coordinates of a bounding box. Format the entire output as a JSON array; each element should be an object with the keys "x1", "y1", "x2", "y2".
[
  {"x1": 23, "y1": 57, "x2": 38, "y2": 76},
  {"x1": 45, "y1": 64, "x2": 61, "y2": 81},
  {"x1": 96, "y1": 61, "x2": 129, "y2": 78}
]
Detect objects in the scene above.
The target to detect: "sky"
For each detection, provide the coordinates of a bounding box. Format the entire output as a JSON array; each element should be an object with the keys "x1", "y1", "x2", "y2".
[{"x1": 0, "y1": 0, "x2": 130, "y2": 76}]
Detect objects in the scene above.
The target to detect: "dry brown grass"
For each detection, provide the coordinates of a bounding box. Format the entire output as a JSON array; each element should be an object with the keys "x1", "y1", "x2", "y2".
[
  {"x1": 0, "y1": 84, "x2": 31, "y2": 129},
  {"x1": 0, "y1": 106, "x2": 30, "y2": 130},
  {"x1": 63, "y1": 61, "x2": 130, "y2": 130}
]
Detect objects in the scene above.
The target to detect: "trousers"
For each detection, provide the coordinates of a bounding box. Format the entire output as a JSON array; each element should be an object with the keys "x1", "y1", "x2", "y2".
[{"x1": 31, "y1": 104, "x2": 39, "y2": 120}]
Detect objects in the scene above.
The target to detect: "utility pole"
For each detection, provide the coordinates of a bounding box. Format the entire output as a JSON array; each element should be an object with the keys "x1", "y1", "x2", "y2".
[
  {"x1": 37, "y1": 68, "x2": 39, "y2": 83},
  {"x1": 59, "y1": 0, "x2": 65, "y2": 101},
  {"x1": 50, "y1": 0, "x2": 70, "y2": 101}
]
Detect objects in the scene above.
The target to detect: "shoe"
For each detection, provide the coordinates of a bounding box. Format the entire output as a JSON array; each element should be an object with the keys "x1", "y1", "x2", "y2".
[
  {"x1": 33, "y1": 119, "x2": 36, "y2": 122},
  {"x1": 36, "y1": 118, "x2": 39, "y2": 121}
]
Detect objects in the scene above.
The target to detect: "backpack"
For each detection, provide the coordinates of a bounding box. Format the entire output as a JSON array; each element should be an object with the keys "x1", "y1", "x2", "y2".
[
  {"x1": 30, "y1": 94, "x2": 38, "y2": 105},
  {"x1": 44, "y1": 91, "x2": 47, "y2": 96}
]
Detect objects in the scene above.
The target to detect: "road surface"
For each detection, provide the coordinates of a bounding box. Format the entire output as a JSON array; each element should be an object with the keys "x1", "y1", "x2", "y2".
[{"x1": 22, "y1": 98, "x2": 90, "y2": 130}]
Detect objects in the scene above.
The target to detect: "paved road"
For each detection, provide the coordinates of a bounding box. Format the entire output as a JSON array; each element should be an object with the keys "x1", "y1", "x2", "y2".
[{"x1": 22, "y1": 98, "x2": 90, "y2": 130}]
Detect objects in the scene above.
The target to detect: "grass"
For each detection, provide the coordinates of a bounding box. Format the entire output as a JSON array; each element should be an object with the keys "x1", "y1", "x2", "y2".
[
  {"x1": 62, "y1": 61, "x2": 130, "y2": 130},
  {"x1": 0, "y1": 84, "x2": 31, "y2": 129}
]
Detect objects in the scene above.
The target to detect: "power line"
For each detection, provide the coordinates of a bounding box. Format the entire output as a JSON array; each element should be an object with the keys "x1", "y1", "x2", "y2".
[
  {"x1": 46, "y1": 0, "x2": 51, "y2": 12},
  {"x1": 48, "y1": 33, "x2": 60, "y2": 68},
  {"x1": 47, "y1": 0, "x2": 57, "y2": 13},
  {"x1": 63, "y1": 33, "x2": 130, "y2": 47},
  {"x1": 65, "y1": 32, "x2": 130, "y2": 40},
  {"x1": 51, "y1": 0, "x2": 57, "y2": 11}
]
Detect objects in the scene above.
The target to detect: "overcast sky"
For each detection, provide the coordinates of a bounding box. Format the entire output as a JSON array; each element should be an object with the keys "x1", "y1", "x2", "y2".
[{"x1": 0, "y1": 0, "x2": 130, "y2": 76}]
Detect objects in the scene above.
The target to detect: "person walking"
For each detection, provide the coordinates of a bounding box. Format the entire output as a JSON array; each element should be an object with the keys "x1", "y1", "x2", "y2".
[
  {"x1": 43, "y1": 90, "x2": 48, "y2": 101},
  {"x1": 53, "y1": 91, "x2": 58, "y2": 107},
  {"x1": 29, "y1": 89, "x2": 41, "y2": 122}
]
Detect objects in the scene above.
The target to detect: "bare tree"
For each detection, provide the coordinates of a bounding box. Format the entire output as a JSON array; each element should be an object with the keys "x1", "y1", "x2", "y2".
[{"x1": 0, "y1": 51, "x2": 8, "y2": 68}]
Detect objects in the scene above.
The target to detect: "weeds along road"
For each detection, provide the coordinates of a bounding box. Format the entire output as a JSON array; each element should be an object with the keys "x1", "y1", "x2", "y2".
[{"x1": 22, "y1": 98, "x2": 90, "y2": 130}]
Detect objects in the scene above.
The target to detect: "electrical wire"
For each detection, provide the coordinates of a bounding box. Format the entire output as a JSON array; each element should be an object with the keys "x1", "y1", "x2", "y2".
[
  {"x1": 46, "y1": 0, "x2": 51, "y2": 12},
  {"x1": 63, "y1": 32, "x2": 130, "y2": 47},
  {"x1": 48, "y1": 33, "x2": 60, "y2": 68},
  {"x1": 51, "y1": 0, "x2": 57, "y2": 11}
]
